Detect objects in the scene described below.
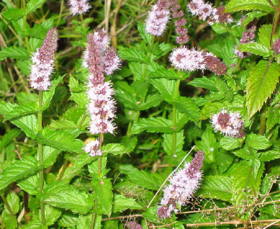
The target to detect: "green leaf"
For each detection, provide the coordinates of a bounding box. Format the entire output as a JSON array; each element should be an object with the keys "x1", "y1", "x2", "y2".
[
  {"x1": 26, "y1": 0, "x2": 46, "y2": 14},
  {"x1": 173, "y1": 97, "x2": 200, "y2": 123},
  {"x1": 259, "y1": 150, "x2": 280, "y2": 161},
  {"x1": 115, "y1": 81, "x2": 138, "y2": 110},
  {"x1": 238, "y1": 42, "x2": 271, "y2": 57},
  {"x1": 246, "y1": 133, "x2": 271, "y2": 150},
  {"x1": 77, "y1": 214, "x2": 102, "y2": 229},
  {"x1": 0, "y1": 46, "x2": 29, "y2": 60},
  {"x1": 259, "y1": 24, "x2": 272, "y2": 47},
  {"x1": 18, "y1": 174, "x2": 40, "y2": 195},
  {"x1": 0, "y1": 129, "x2": 21, "y2": 150},
  {"x1": 119, "y1": 165, "x2": 163, "y2": 190},
  {"x1": 42, "y1": 76, "x2": 65, "y2": 110},
  {"x1": 118, "y1": 47, "x2": 147, "y2": 62},
  {"x1": 12, "y1": 115, "x2": 38, "y2": 139},
  {"x1": 102, "y1": 144, "x2": 128, "y2": 156},
  {"x1": 129, "y1": 62, "x2": 147, "y2": 81},
  {"x1": 148, "y1": 61, "x2": 182, "y2": 79},
  {"x1": 188, "y1": 76, "x2": 218, "y2": 91},
  {"x1": 197, "y1": 176, "x2": 232, "y2": 202},
  {"x1": 92, "y1": 178, "x2": 113, "y2": 216},
  {"x1": 163, "y1": 131, "x2": 184, "y2": 156},
  {"x1": 0, "y1": 156, "x2": 38, "y2": 191},
  {"x1": 43, "y1": 182, "x2": 94, "y2": 214},
  {"x1": 131, "y1": 117, "x2": 174, "y2": 135},
  {"x1": 226, "y1": 0, "x2": 275, "y2": 13},
  {"x1": 241, "y1": 11, "x2": 268, "y2": 27},
  {"x1": 0, "y1": 101, "x2": 37, "y2": 121},
  {"x1": 16, "y1": 60, "x2": 32, "y2": 75},
  {"x1": 17, "y1": 92, "x2": 38, "y2": 105},
  {"x1": 62, "y1": 153, "x2": 95, "y2": 182},
  {"x1": 150, "y1": 78, "x2": 177, "y2": 103},
  {"x1": 1, "y1": 210, "x2": 17, "y2": 229},
  {"x1": 69, "y1": 76, "x2": 87, "y2": 108},
  {"x1": 142, "y1": 207, "x2": 159, "y2": 223},
  {"x1": 246, "y1": 60, "x2": 280, "y2": 118},
  {"x1": 6, "y1": 192, "x2": 20, "y2": 214},
  {"x1": 58, "y1": 213, "x2": 79, "y2": 227},
  {"x1": 39, "y1": 129, "x2": 84, "y2": 153},
  {"x1": 137, "y1": 22, "x2": 153, "y2": 45},
  {"x1": 40, "y1": 204, "x2": 61, "y2": 226},
  {"x1": 2, "y1": 8, "x2": 25, "y2": 20},
  {"x1": 220, "y1": 137, "x2": 242, "y2": 150},
  {"x1": 266, "y1": 109, "x2": 279, "y2": 132},
  {"x1": 232, "y1": 147, "x2": 259, "y2": 160},
  {"x1": 113, "y1": 194, "x2": 142, "y2": 213},
  {"x1": 140, "y1": 94, "x2": 163, "y2": 110},
  {"x1": 40, "y1": 146, "x2": 61, "y2": 169}
]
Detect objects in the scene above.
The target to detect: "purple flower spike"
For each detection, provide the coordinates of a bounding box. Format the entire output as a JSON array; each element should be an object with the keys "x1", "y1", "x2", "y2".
[
  {"x1": 157, "y1": 151, "x2": 204, "y2": 219},
  {"x1": 29, "y1": 28, "x2": 58, "y2": 91}
]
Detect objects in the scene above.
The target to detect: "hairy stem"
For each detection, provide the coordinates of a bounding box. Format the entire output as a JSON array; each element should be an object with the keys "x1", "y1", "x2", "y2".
[
  {"x1": 38, "y1": 91, "x2": 45, "y2": 224},
  {"x1": 270, "y1": 0, "x2": 280, "y2": 47}
]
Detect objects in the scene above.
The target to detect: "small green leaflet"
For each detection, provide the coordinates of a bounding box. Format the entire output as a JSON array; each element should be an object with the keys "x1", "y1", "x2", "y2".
[
  {"x1": 0, "y1": 46, "x2": 29, "y2": 60},
  {"x1": 226, "y1": 0, "x2": 275, "y2": 13},
  {"x1": 113, "y1": 194, "x2": 142, "y2": 213},
  {"x1": 238, "y1": 42, "x2": 271, "y2": 57},
  {"x1": 246, "y1": 133, "x2": 271, "y2": 150}
]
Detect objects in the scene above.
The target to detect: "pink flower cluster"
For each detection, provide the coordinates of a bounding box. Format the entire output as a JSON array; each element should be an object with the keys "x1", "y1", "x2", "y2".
[
  {"x1": 69, "y1": 0, "x2": 91, "y2": 15},
  {"x1": 29, "y1": 28, "x2": 58, "y2": 91},
  {"x1": 157, "y1": 151, "x2": 204, "y2": 219},
  {"x1": 235, "y1": 26, "x2": 256, "y2": 58},
  {"x1": 125, "y1": 221, "x2": 143, "y2": 229},
  {"x1": 188, "y1": 0, "x2": 233, "y2": 25},
  {"x1": 273, "y1": 39, "x2": 280, "y2": 54},
  {"x1": 169, "y1": 47, "x2": 227, "y2": 76},
  {"x1": 211, "y1": 109, "x2": 245, "y2": 138},
  {"x1": 83, "y1": 30, "x2": 121, "y2": 156}
]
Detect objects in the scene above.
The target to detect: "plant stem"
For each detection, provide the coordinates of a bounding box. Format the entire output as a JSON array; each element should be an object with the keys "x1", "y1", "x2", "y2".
[
  {"x1": 78, "y1": 113, "x2": 87, "y2": 129},
  {"x1": 56, "y1": 0, "x2": 64, "y2": 27},
  {"x1": 38, "y1": 91, "x2": 45, "y2": 224},
  {"x1": 90, "y1": 133, "x2": 104, "y2": 229},
  {"x1": 1, "y1": 196, "x2": 14, "y2": 217},
  {"x1": 270, "y1": 0, "x2": 280, "y2": 47}
]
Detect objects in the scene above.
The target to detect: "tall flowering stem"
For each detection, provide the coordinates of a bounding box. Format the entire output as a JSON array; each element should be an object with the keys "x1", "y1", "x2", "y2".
[
  {"x1": 30, "y1": 28, "x2": 58, "y2": 225},
  {"x1": 83, "y1": 29, "x2": 121, "y2": 229}
]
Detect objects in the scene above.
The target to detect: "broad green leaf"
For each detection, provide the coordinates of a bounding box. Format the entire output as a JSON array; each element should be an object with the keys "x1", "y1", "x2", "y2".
[
  {"x1": 40, "y1": 146, "x2": 61, "y2": 169},
  {"x1": 259, "y1": 24, "x2": 272, "y2": 47},
  {"x1": 197, "y1": 176, "x2": 232, "y2": 202},
  {"x1": 0, "y1": 156, "x2": 38, "y2": 191},
  {"x1": 2, "y1": 8, "x2": 24, "y2": 20},
  {"x1": 119, "y1": 165, "x2": 163, "y2": 190},
  {"x1": 26, "y1": 0, "x2": 46, "y2": 14},
  {"x1": 92, "y1": 178, "x2": 113, "y2": 216},
  {"x1": 246, "y1": 60, "x2": 280, "y2": 118},
  {"x1": 17, "y1": 92, "x2": 38, "y2": 105},
  {"x1": 140, "y1": 94, "x2": 163, "y2": 110},
  {"x1": 131, "y1": 117, "x2": 174, "y2": 135},
  {"x1": 232, "y1": 148, "x2": 259, "y2": 160},
  {"x1": 0, "y1": 101, "x2": 37, "y2": 121},
  {"x1": 18, "y1": 174, "x2": 40, "y2": 195},
  {"x1": 118, "y1": 47, "x2": 147, "y2": 62},
  {"x1": 88, "y1": 157, "x2": 108, "y2": 176},
  {"x1": 199, "y1": 102, "x2": 224, "y2": 120},
  {"x1": 238, "y1": 42, "x2": 271, "y2": 57},
  {"x1": 246, "y1": 133, "x2": 271, "y2": 150},
  {"x1": 17, "y1": 60, "x2": 32, "y2": 75},
  {"x1": 148, "y1": 61, "x2": 181, "y2": 79},
  {"x1": 142, "y1": 207, "x2": 159, "y2": 223},
  {"x1": 39, "y1": 129, "x2": 84, "y2": 153},
  {"x1": 42, "y1": 76, "x2": 65, "y2": 110},
  {"x1": 226, "y1": 0, "x2": 275, "y2": 13},
  {"x1": 43, "y1": 182, "x2": 94, "y2": 214},
  {"x1": 129, "y1": 62, "x2": 148, "y2": 81},
  {"x1": 211, "y1": 23, "x2": 228, "y2": 34},
  {"x1": 113, "y1": 194, "x2": 142, "y2": 213},
  {"x1": 62, "y1": 153, "x2": 95, "y2": 182},
  {"x1": 163, "y1": 131, "x2": 184, "y2": 156},
  {"x1": 58, "y1": 213, "x2": 79, "y2": 227},
  {"x1": 137, "y1": 22, "x2": 153, "y2": 45},
  {"x1": 173, "y1": 97, "x2": 200, "y2": 123},
  {"x1": 241, "y1": 11, "x2": 268, "y2": 27},
  {"x1": 220, "y1": 137, "x2": 242, "y2": 150},
  {"x1": 1, "y1": 210, "x2": 17, "y2": 229},
  {"x1": 121, "y1": 136, "x2": 138, "y2": 153},
  {"x1": 259, "y1": 150, "x2": 280, "y2": 161},
  {"x1": 221, "y1": 39, "x2": 238, "y2": 67},
  {"x1": 0, "y1": 46, "x2": 29, "y2": 60},
  {"x1": 102, "y1": 144, "x2": 128, "y2": 156},
  {"x1": 150, "y1": 78, "x2": 177, "y2": 103},
  {"x1": 188, "y1": 76, "x2": 218, "y2": 91},
  {"x1": 115, "y1": 81, "x2": 138, "y2": 110},
  {"x1": 39, "y1": 204, "x2": 61, "y2": 226}
]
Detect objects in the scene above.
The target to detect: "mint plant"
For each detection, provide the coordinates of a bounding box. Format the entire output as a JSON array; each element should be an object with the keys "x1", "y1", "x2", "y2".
[{"x1": 1, "y1": 0, "x2": 280, "y2": 228}]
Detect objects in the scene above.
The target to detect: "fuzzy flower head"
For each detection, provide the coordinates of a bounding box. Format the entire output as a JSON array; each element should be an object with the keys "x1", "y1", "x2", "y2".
[
  {"x1": 157, "y1": 151, "x2": 204, "y2": 219},
  {"x1": 29, "y1": 28, "x2": 58, "y2": 91},
  {"x1": 69, "y1": 0, "x2": 91, "y2": 15},
  {"x1": 211, "y1": 109, "x2": 245, "y2": 138},
  {"x1": 125, "y1": 222, "x2": 143, "y2": 229},
  {"x1": 210, "y1": 6, "x2": 234, "y2": 25},
  {"x1": 188, "y1": 0, "x2": 213, "y2": 21},
  {"x1": 273, "y1": 39, "x2": 280, "y2": 54},
  {"x1": 145, "y1": 3, "x2": 170, "y2": 36},
  {"x1": 84, "y1": 139, "x2": 102, "y2": 157}
]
